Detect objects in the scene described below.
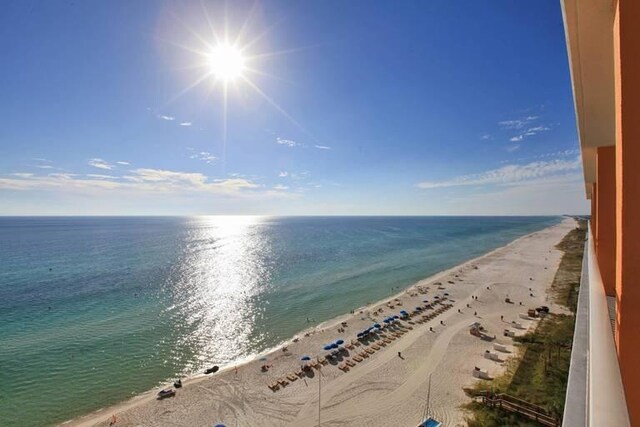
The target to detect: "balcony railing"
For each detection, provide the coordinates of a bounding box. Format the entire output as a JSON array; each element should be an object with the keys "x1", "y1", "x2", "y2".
[{"x1": 562, "y1": 225, "x2": 630, "y2": 427}]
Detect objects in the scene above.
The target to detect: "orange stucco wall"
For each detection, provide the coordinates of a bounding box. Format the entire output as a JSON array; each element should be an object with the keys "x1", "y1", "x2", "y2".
[
  {"x1": 595, "y1": 147, "x2": 616, "y2": 296},
  {"x1": 614, "y1": 0, "x2": 640, "y2": 423}
]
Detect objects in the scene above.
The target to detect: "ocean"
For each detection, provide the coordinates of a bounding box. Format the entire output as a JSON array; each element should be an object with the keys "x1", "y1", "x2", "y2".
[{"x1": 0, "y1": 216, "x2": 560, "y2": 426}]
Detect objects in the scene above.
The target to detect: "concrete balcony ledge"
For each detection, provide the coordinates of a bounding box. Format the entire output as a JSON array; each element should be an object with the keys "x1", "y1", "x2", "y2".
[{"x1": 562, "y1": 225, "x2": 630, "y2": 427}]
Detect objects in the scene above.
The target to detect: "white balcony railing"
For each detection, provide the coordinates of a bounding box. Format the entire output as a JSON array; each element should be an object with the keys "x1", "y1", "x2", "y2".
[{"x1": 562, "y1": 225, "x2": 630, "y2": 427}]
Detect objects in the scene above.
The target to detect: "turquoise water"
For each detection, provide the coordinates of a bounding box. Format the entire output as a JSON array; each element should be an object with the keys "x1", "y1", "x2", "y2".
[{"x1": 0, "y1": 216, "x2": 560, "y2": 426}]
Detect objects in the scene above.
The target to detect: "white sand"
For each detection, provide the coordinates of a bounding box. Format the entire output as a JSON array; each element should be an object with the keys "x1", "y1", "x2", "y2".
[{"x1": 63, "y1": 218, "x2": 576, "y2": 427}]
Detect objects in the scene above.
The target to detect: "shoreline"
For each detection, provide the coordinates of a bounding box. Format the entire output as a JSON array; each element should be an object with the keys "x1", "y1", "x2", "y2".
[{"x1": 62, "y1": 218, "x2": 573, "y2": 427}]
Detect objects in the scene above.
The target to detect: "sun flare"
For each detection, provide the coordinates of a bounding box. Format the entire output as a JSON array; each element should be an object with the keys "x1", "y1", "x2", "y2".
[{"x1": 208, "y1": 44, "x2": 245, "y2": 81}]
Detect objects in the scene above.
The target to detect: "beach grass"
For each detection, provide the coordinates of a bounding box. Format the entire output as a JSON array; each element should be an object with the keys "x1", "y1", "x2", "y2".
[{"x1": 464, "y1": 219, "x2": 587, "y2": 426}]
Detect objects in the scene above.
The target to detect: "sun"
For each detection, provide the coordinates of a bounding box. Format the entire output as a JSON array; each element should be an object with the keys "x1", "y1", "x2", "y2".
[{"x1": 208, "y1": 44, "x2": 245, "y2": 81}]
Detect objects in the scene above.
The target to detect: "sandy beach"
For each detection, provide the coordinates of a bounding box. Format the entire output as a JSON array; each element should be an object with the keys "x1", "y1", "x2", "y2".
[{"x1": 62, "y1": 218, "x2": 576, "y2": 427}]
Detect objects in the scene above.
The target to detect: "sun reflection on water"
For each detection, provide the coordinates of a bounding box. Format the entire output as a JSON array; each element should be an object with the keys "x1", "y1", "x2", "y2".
[{"x1": 168, "y1": 216, "x2": 273, "y2": 374}]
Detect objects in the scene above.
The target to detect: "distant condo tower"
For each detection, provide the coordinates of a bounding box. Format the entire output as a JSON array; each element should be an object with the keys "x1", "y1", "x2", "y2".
[{"x1": 562, "y1": 0, "x2": 639, "y2": 426}]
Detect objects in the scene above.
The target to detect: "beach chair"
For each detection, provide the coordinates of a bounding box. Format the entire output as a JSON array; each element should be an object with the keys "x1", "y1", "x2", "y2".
[
  {"x1": 383, "y1": 338, "x2": 392, "y2": 344},
  {"x1": 345, "y1": 359, "x2": 356, "y2": 367},
  {"x1": 377, "y1": 340, "x2": 387, "y2": 347},
  {"x1": 338, "y1": 363, "x2": 349, "y2": 372},
  {"x1": 387, "y1": 335, "x2": 396, "y2": 340},
  {"x1": 346, "y1": 343, "x2": 355, "y2": 350},
  {"x1": 287, "y1": 373, "x2": 298, "y2": 382},
  {"x1": 294, "y1": 369, "x2": 303, "y2": 376},
  {"x1": 359, "y1": 351, "x2": 369, "y2": 358},
  {"x1": 365, "y1": 348, "x2": 375, "y2": 354},
  {"x1": 317, "y1": 356, "x2": 327, "y2": 365},
  {"x1": 277, "y1": 378, "x2": 289, "y2": 386},
  {"x1": 371, "y1": 344, "x2": 381, "y2": 350},
  {"x1": 268, "y1": 382, "x2": 279, "y2": 391},
  {"x1": 353, "y1": 355, "x2": 363, "y2": 362}
]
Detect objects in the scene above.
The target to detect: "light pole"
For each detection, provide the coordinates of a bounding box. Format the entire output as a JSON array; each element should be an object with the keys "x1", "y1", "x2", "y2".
[{"x1": 318, "y1": 364, "x2": 322, "y2": 426}]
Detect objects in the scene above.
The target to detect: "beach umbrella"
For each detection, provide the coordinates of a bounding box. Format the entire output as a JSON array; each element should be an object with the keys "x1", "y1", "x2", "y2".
[
  {"x1": 215, "y1": 424, "x2": 226, "y2": 427},
  {"x1": 335, "y1": 339, "x2": 344, "y2": 345},
  {"x1": 374, "y1": 323, "x2": 381, "y2": 328},
  {"x1": 393, "y1": 315, "x2": 399, "y2": 319},
  {"x1": 324, "y1": 344, "x2": 333, "y2": 350},
  {"x1": 415, "y1": 307, "x2": 422, "y2": 311},
  {"x1": 331, "y1": 343, "x2": 339, "y2": 349},
  {"x1": 356, "y1": 332, "x2": 363, "y2": 338},
  {"x1": 423, "y1": 300, "x2": 429, "y2": 303},
  {"x1": 259, "y1": 357, "x2": 267, "y2": 361},
  {"x1": 301, "y1": 356, "x2": 311, "y2": 361}
]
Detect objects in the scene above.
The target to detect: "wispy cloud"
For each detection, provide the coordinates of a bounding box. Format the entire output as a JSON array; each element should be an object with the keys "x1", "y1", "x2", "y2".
[
  {"x1": 31, "y1": 158, "x2": 59, "y2": 170},
  {"x1": 9, "y1": 173, "x2": 34, "y2": 178},
  {"x1": 48, "y1": 173, "x2": 78, "y2": 180},
  {"x1": 88, "y1": 158, "x2": 115, "y2": 170},
  {"x1": 273, "y1": 184, "x2": 289, "y2": 190},
  {"x1": 180, "y1": 122, "x2": 192, "y2": 127},
  {"x1": 480, "y1": 134, "x2": 492, "y2": 140},
  {"x1": 278, "y1": 171, "x2": 289, "y2": 177},
  {"x1": 276, "y1": 137, "x2": 300, "y2": 147},
  {"x1": 189, "y1": 151, "x2": 217, "y2": 164},
  {"x1": 289, "y1": 171, "x2": 310, "y2": 180},
  {"x1": 274, "y1": 138, "x2": 332, "y2": 151},
  {"x1": 499, "y1": 115, "x2": 551, "y2": 142},
  {"x1": 116, "y1": 161, "x2": 130, "y2": 165},
  {"x1": 87, "y1": 174, "x2": 116, "y2": 179},
  {"x1": 498, "y1": 115, "x2": 539, "y2": 130},
  {"x1": 158, "y1": 114, "x2": 175, "y2": 121},
  {"x1": 499, "y1": 149, "x2": 580, "y2": 164},
  {"x1": 0, "y1": 168, "x2": 273, "y2": 197},
  {"x1": 417, "y1": 157, "x2": 581, "y2": 189}
]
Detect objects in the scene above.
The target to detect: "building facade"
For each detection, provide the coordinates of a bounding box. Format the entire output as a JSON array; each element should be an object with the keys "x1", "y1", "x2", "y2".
[{"x1": 562, "y1": 0, "x2": 639, "y2": 425}]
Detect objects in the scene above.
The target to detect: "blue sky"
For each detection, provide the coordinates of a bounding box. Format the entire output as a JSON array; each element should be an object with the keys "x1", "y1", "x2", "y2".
[{"x1": 0, "y1": 0, "x2": 588, "y2": 215}]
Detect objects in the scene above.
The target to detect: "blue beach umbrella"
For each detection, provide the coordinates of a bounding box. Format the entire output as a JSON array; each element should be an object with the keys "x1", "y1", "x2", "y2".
[
  {"x1": 301, "y1": 356, "x2": 311, "y2": 361},
  {"x1": 374, "y1": 323, "x2": 381, "y2": 328},
  {"x1": 393, "y1": 315, "x2": 399, "y2": 319},
  {"x1": 259, "y1": 357, "x2": 267, "y2": 361},
  {"x1": 324, "y1": 344, "x2": 333, "y2": 350},
  {"x1": 356, "y1": 332, "x2": 363, "y2": 338},
  {"x1": 415, "y1": 307, "x2": 422, "y2": 311},
  {"x1": 331, "y1": 343, "x2": 339, "y2": 349},
  {"x1": 383, "y1": 319, "x2": 391, "y2": 324},
  {"x1": 335, "y1": 339, "x2": 344, "y2": 345},
  {"x1": 215, "y1": 424, "x2": 226, "y2": 427},
  {"x1": 423, "y1": 300, "x2": 429, "y2": 303}
]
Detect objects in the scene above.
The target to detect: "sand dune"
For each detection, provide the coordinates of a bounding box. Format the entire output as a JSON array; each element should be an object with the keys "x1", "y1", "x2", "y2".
[{"x1": 63, "y1": 218, "x2": 575, "y2": 427}]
